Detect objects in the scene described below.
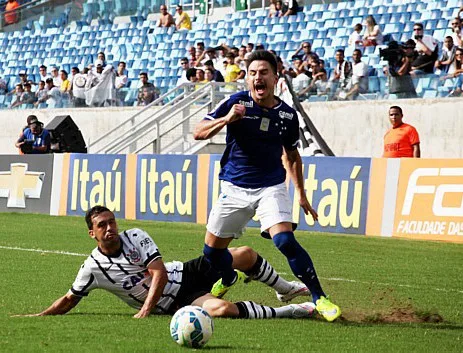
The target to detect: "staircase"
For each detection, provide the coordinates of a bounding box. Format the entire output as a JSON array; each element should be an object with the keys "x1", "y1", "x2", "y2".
[{"x1": 87, "y1": 82, "x2": 245, "y2": 155}]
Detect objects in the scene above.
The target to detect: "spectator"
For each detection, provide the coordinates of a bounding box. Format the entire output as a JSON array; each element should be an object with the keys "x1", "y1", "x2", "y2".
[
  {"x1": 176, "y1": 58, "x2": 190, "y2": 86},
  {"x1": 41, "y1": 78, "x2": 61, "y2": 108},
  {"x1": 187, "y1": 46, "x2": 197, "y2": 67},
  {"x1": 156, "y1": 4, "x2": 175, "y2": 27},
  {"x1": 450, "y1": 17, "x2": 462, "y2": 47},
  {"x1": 196, "y1": 41, "x2": 205, "y2": 53},
  {"x1": 15, "y1": 116, "x2": 51, "y2": 154},
  {"x1": 435, "y1": 36, "x2": 456, "y2": 75},
  {"x1": 115, "y1": 62, "x2": 128, "y2": 89},
  {"x1": 362, "y1": 15, "x2": 383, "y2": 46},
  {"x1": 186, "y1": 68, "x2": 198, "y2": 82},
  {"x1": 50, "y1": 67, "x2": 62, "y2": 87},
  {"x1": 0, "y1": 75, "x2": 6, "y2": 94},
  {"x1": 195, "y1": 69, "x2": 207, "y2": 88},
  {"x1": 60, "y1": 70, "x2": 71, "y2": 94},
  {"x1": 10, "y1": 84, "x2": 24, "y2": 108},
  {"x1": 195, "y1": 47, "x2": 218, "y2": 67},
  {"x1": 19, "y1": 82, "x2": 37, "y2": 106},
  {"x1": 330, "y1": 49, "x2": 352, "y2": 94},
  {"x1": 18, "y1": 70, "x2": 28, "y2": 86},
  {"x1": 411, "y1": 22, "x2": 438, "y2": 74},
  {"x1": 137, "y1": 72, "x2": 158, "y2": 106},
  {"x1": 292, "y1": 42, "x2": 317, "y2": 70},
  {"x1": 175, "y1": 5, "x2": 191, "y2": 30},
  {"x1": 97, "y1": 52, "x2": 106, "y2": 63},
  {"x1": 348, "y1": 23, "x2": 363, "y2": 49},
  {"x1": 244, "y1": 43, "x2": 254, "y2": 59},
  {"x1": 339, "y1": 49, "x2": 368, "y2": 100},
  {"x1": 299, "y1": 66, "x2": 329, "y2": 97},
  {"x1": 35, "y1": 80, "x2": 47, "y2": 103},
  {"x1": 282, "y1": 0, "x2": 299, "y2": 16},
  {"x1": 4, "y1": 0, "x2": 19, "y2": 25},
  {"x1": 290, "y1": 57, "x2": 309, "y2": 94},
  {"x1": 386, "y1": 40, "x2": 417, "y2": 99},
  {"x1": 224, "y1": 53, "x2": 245, "y2": 90},
  {"x1": 70, "y1": 67, "x2": 80, "y2": 81},
  {"x1": 443, "y1": 47, "x2": 463, "y2": 96},
  {"x1": 269, "y1": 0, "x2": 284, "y2": 18},
  {"x1": 275, "y1": 55, "x2": 295, "y2": 103},
  {"x1": 38, "y1": 65, "x2": 50, "y2": 82},
  {"x1": 71, "y1": 68, "x2": 88, "y2": 107},
  {"x1": 204, "y1": 60, "x2": 224, "y2": 82},
  {"x1": 235, "y1": 45, "x2": 247, "y2": 69},
  {"x1": 204, "y1": 68, "x2": 214, "y2": 82},
  {"x1": 383, "y1": 106, "x2": 420, "y2": 158}
]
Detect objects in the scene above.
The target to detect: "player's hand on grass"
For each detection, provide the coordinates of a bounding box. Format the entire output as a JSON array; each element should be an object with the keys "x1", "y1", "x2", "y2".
[
  {"x1": 133, "y1": 308, "x2": 151, "y2": 319},
  {"x1": 225, "y1": 104, "x2": 245, "y2": 124}
]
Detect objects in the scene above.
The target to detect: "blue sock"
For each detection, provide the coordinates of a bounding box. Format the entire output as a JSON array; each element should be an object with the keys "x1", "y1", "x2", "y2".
[
  {"x1": 272, "y1": 231, "x2": 326, "y2": 303},
  {"x1": 203, "y1": 244, "x2": 236, "y2": 286}
]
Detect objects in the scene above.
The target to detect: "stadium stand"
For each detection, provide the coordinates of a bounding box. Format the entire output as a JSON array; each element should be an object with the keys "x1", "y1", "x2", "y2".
[{"x1": 0, "y1": 0, "x2": 461, "y2": 108}]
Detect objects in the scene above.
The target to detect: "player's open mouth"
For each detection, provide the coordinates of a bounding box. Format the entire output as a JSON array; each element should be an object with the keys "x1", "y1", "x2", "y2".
[{"x1": 255, "y1": 83, "x2": 266, "y2": 95}]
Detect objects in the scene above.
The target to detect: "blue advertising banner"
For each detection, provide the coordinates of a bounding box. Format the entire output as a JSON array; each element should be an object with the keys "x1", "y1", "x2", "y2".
[
  {"x1": 135, "y1": 154, "x2": 197, "y2": 223},
  {"x1": 66, "y1": 154, "x2": 126, "y2": 218},
  {"x1": 292, "y1": 157, "x2": 371, "y2": 234}
]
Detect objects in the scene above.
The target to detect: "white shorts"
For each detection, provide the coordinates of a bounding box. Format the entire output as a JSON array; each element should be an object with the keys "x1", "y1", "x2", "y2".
[{"x1": 206, "y1": 181, "x2": 293, "y2": 239}]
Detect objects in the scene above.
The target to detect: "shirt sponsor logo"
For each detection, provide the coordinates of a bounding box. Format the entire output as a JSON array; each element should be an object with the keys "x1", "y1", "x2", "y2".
[
  {"x1": 279, "y1": 111, "x2": 294, "y2": 120},
  {"x1": 239, "y1": 100, "x2": 253, "y2": 108}
]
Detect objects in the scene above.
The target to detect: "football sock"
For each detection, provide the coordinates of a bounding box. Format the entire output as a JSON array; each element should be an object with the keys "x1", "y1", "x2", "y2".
[
  {"x1": 235, "y1": 301, "x2": 300, "y2": 319},
  {"x1": 245, "y1": 254, "x2": 293, "y2": 294},
  {"x1": 272, "y1": 231, "x2": 325, "y2": 303},
  {"x1": 203, "y1": 244, "x2": 236, "y2": 286}
]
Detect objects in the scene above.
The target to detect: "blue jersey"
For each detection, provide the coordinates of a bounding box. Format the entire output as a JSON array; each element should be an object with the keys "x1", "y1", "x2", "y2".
[
  {"x1": 205, "y1": 91, "x2": 299, "y2": 188},
  {"x1": 19, "y1": 128, "x2": 51, "y2": 154}
]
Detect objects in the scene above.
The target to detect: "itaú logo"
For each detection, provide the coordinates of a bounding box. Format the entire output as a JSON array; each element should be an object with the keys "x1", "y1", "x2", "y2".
[{"x1": 402, "y1": 168, "x2": 463, "y2": 217}]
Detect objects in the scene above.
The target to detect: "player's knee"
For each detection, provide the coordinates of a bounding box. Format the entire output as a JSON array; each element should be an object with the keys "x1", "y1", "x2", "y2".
[
  {"x1": 272, "y1": 231, "x2": 299, "y2": 258},
  {"x1": 202, "y1": 299, "x2": 235, "y2": 318},
  {"x1": 237, "y1": 246, "x2": 255, "y2": 262}
]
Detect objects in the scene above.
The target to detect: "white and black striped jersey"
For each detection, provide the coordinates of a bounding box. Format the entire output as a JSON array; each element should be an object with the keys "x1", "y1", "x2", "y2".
[{"x1": 68, "y1": 228, "x2": 183, "y2": 314}]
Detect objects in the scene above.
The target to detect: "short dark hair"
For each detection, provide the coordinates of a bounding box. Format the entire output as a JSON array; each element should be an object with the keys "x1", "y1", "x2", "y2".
[
  {"x1": 246, "y1": 50, "x2": 278, "y2": 74},
  {"x1": 445, "y1": 36, "x2": 453, "y2": 41},
  {"x1": 186, "y1": 68, "x2": 197, "y2": 81},
  {"x1": 139, "y1": 72, "x2": 148, "y2": 78},
  {"x1": 204, "y1": 60, "x2": 214, "y2": 67},
  {"x1": 39, "y1": 65, "x2": 47, "y2": 70},
  {"x1": 353, "y1": 49, "x2": 362, "y2": 55},
  {"x1": 118, "y1": 61, "x2": 126, "y2": 66},
  {"x1": 414, "y1": 22, "x2": 423, "y2": 30},
  {"x1": 389, "y1": 106, "x2": 403, "y2": 115},
  {"x1": 247, "y1": 43, "x2": 254, "y2": 49},
  {"x1": 180, "y1": 57, "x2": 188, "y2": 62},
  {"x1": 85, "y1": 205, "x2": 111, "y2": 230},
  {"x1": 71, "y1": 66, "x2": 80, "y2": 73},
  {"x1": 336, "y1": 49, "x2": 345, "y2": 55},
  {"x1": 45, "y1": 78, "x2": 53, "y2": 84},
  {"x1": 60, "y1": 70, "x2": 68, "y2": 77},
  {"x1": 354, "y1": 23, "x2": 363, "y2": 31}
]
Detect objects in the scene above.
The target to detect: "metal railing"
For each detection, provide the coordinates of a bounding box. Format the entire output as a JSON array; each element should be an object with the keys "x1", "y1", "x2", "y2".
[{"x1": 88, "y1": 81, "x2": 245, "y2": 155}]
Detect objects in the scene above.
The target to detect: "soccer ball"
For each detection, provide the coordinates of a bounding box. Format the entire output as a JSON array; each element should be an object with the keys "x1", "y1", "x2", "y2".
[{"x1": 170, "y1": 306, "x2": 214, "y2": 348}]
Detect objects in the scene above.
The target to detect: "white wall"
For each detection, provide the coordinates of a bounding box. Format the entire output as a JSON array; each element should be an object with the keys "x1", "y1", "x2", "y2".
[
  {"x1": 2, "y1": 97, "x2": 462, "y2": 158},
  {"x1": 302, "y1": 98, "x2": 463, "y2": 159}
]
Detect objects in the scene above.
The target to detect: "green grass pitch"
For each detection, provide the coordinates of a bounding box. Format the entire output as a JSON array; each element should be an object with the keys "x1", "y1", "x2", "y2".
[{"x1": 0, "y1": 213, "x2": 461, "y2": 352}]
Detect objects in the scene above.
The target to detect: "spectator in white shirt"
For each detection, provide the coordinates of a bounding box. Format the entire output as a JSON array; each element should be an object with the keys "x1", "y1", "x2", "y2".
[
  {"x1": 50, "y1": 66, "x2": 62, "y2": 87},
  {"x1": 450, "y1": 17, "x2": 462, "y2": 48},
  {"x1": 115, "y1": 61, "x2": 128, "y2": 89},
  {"x1": 411, "y1": 22, "x2": 438, "y2": 74},
  {"x1": 435, "y1": 36, "x2": 456, "y2": 75},
  {"x1": 348, "y1": 23, "x2": 363, "y2": 49},
  {"x1": 339, "y1": 49, "x2": 369, "y2": 100}
]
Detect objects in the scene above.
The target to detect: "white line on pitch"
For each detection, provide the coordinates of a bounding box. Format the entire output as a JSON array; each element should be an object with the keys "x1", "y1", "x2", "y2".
[
  {"x1": 2, "y1": 245, "x2": 462, "y2": 295},
  {"x1": 0, "y1": 245, "x2": 87, "y2": 257}
]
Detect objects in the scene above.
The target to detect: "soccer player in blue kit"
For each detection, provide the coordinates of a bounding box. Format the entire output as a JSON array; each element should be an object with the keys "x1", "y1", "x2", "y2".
[{"x1": 193, "y1": 50, "x2": 341, "y2": 322}]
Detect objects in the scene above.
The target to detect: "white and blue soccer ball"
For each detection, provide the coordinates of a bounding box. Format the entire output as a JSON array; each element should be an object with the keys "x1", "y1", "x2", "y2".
[{"x1": 170, "y1": 305, "x2": 214, "y2": 348}]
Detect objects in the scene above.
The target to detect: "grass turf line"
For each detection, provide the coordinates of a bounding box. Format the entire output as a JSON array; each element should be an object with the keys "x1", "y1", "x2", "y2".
[{"x1": 0, "y1": 213, "x2": 462, "y2": 352}]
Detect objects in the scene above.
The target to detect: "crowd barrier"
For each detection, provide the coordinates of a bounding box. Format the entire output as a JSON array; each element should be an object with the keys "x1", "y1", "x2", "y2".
[{"x1": 1, "y1": 153, "x2": 461, "y2": 243}]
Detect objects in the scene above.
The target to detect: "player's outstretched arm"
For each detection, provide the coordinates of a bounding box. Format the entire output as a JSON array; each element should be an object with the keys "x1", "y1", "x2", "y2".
[
  {"x1": 133, "y1": 258, "x2": 168, "y2": 319},
  {"x1": 283, "y1": 148, "x2": 318, "y2": 221},
  {"x1": 193, "y1": 104, "x2": 245, "y2": 140},
  {"x1": 12, "y1": 293, "x2": 82, "y2": 317}
]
